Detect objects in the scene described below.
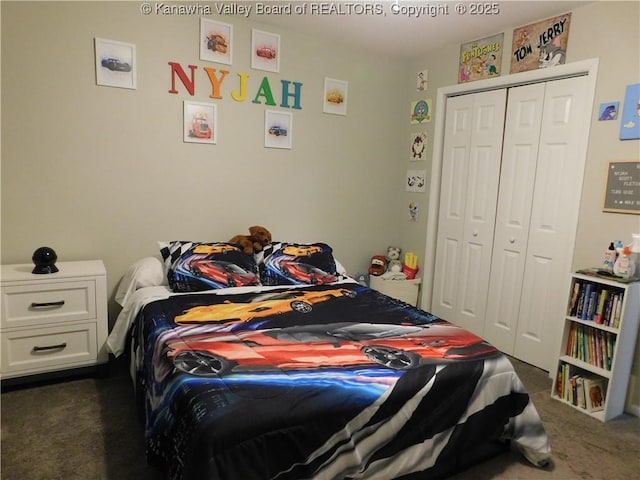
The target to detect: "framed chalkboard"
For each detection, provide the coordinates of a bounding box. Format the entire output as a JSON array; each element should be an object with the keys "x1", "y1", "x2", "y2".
[{"x1": 603, "y1": 161, "x2": 640, "y2": 214}]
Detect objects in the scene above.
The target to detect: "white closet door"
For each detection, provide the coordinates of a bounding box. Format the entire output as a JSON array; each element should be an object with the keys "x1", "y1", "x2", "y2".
[
  {"x1": 483, "y1": 83, "x2": 546, "y2": 353},
  {"x1": 432, "y1": 90, "x2": 506, "y2": 334},
  {"x1": 514, "y1": 76, "x2": 589, "y2": 371}
]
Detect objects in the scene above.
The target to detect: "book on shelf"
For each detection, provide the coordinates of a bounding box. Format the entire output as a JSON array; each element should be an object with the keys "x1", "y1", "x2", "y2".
[
  {"x1": 564, "y1": 322, "x2": 615, "y2": 370},
  {"x1": 584, "y1": 377, "x2": 606, "y2": 412},
  {"x1": 567, "y1": 279, "x2": 624, "y2": 327}
]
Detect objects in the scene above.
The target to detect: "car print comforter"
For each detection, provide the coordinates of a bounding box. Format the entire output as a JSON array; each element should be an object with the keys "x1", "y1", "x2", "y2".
[{"x1": 124, "y1": 281, "x2": 550, "y2": 479}]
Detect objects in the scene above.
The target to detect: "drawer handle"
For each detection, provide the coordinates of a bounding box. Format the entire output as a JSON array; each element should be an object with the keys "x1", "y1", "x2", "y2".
[
  {"x1": 33, "y1": 342, "x2": 67, "y2": 352},
  {"x1": 30, "y1": 300, "x2": 65, "y2": 309}
]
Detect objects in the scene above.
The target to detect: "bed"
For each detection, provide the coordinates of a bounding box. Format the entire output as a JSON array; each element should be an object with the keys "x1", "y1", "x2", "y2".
[{"x1": 107, "y1": 241, "x2": 551, "y2": 479}]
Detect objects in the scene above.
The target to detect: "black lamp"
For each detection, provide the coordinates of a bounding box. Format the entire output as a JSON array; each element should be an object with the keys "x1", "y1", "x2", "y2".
[{"x1": 32, "y1": 247, "x2": 59, "y2": 274}]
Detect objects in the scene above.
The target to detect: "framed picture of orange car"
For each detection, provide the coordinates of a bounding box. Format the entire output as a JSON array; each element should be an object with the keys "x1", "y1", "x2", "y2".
[
  {"x1": 183, "y1": 101, "x2": 217, "y2": 144},
  {"x1": 323, "y1": 77, "x2": 348, "y2": 116},
  {"x1": 200, "y1": 18, "x2": 233, "y2": 65},
  {"x1": 251, "y1": 29, "x2": 280, "y2": 73}
]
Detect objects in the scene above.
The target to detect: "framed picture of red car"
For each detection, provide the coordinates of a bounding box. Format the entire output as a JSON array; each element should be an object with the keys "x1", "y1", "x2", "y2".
[
  {"x1": 251, "y1": 29, "x2": 280, "y2": 73},
  {"x1": 200, "y1": 18, "x2": 233, "y2": 65},
  {"x1": 183, "y1": 101, "x2": 217, "y2": 144},
  {"x1": 94, "y1": 38, "x2": 136, "y2": 89},
  {"x1": 264, "y1": 110, "x2": 292, "y2": 149}
]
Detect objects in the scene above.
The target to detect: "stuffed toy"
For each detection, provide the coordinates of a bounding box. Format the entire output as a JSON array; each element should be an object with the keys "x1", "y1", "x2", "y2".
[
  {"x1": 369, "y1": 255, "x2": 387, "y2": 276},
  {"x1": 229, "y1": 226, "x2": 272, "y2": 255},
  {"x1": 386, "y1": 246, "x2": 402, "y2": 272}
]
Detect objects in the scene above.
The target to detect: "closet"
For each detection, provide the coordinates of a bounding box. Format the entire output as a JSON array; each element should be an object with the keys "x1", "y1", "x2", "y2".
[{"x1": 430, "y1": 75, "x2": 589, "y2": 371}]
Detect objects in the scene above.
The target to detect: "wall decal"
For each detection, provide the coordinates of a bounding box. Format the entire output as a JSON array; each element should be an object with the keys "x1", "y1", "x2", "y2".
[
  {"x1": 94, "y1": 38, "x2": 136, "y2": 89},
  {"x1": 200, "y1": 18, "x2": 233, "y2": 65},
  {"x1": 184, "y1": 101, "x2": 217, "y2": 144},
  {"x1": 251, "y1": 29, "x2": 280, "y2": 73},
  {"x1": 416, "y1": 69, "x2": 428, "y2": 91},
  {"x1": 406, "y1": 170, "x2": 426, "y2": 192}
]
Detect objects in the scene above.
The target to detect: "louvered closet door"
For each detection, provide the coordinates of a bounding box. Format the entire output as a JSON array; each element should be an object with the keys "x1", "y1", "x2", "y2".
[
  {"x1": 513, "y1": 75, "x2": 589, "y2": 371},
  {"x1": 431, "y1": 90, "x2": 506, "y2": 334},
  {"x1": 483, "y1": 83, "x2": 546, "y2": 353}
]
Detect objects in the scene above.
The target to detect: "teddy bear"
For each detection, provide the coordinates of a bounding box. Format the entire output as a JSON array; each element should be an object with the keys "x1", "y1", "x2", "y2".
[
  {"x1": 229, "y1": 226, "x2": 272, "y2": 255},
  {"x1": 386, "y1": 246, "x2": 402, "y2": 273}
]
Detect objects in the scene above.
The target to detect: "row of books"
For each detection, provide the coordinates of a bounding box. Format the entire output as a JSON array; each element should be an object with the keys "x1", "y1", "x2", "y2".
[
  {"x1": 565, "y1": 322, "x2": 616, "y2": 370},
  {"x1": 555, "y1": 363, "x2": 606, "y2": 412},
  {"x1": 567, "y1": 280, "x2": 624, "y2": 328}
]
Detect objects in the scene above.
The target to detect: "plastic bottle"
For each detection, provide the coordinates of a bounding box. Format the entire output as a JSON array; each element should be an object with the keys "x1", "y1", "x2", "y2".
[
  {"x1": 613, "y1": 246, "x2": 634, "y2": 279},
  {"x1": 603, "y1": 242, "x2": 617, "y2": 273}
]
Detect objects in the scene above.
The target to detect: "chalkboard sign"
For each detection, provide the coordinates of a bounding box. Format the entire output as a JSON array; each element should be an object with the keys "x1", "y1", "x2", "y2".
[{"x1": 603, "y1": 161, "x2": 640, "y2": 214}]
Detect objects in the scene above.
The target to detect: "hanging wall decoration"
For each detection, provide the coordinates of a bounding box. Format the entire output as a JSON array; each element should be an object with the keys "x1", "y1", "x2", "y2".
[
  {"x1": 323, "y1": 78, "x2": 348, "y2": 115},
  {"x1": 416, "y1": 69, "x2": 428, "y2": 91},
  {"x1": 264, "y1": 110, "x2": 292, "y2": 149},
  {"x1": 510, "y1": 12, "x2": 571, "y2": 74},
  {"x1": 410, "y1": 100, "x2": 431, "y2": 124},
  {"x1": 620, "y1": 83, "x2": 640, "y2": 140},
  {"x1": 409, "y1": 132, "x2": 427, "y2": 161},
  {"x1": 458, "y1": 33, "x2": 503, "y2": 83},
  {"x1": 94, "y1": 38, "x2": 136, "y2": 89},
  {"x1": 184, "y1": 101, "x2": 217, "y2": 144},
  {"x1": 602, "y1": 161, "x2": 640, "y2": 214},
  {"x1": 408, "y1": 202, "x2": 418, "y2": 222},
  {"x1": 598, "y1": 102, "x2": 619, "y2": 121},
  {"x1": 406, "y1": 170, "x2": 426, "y2": 193},
  {"x1": 251, "y1": 29, "x2": 280, "y2": 73},
  {"x1": 200, "y1": 18, "x2": 233, "y2": 65}
]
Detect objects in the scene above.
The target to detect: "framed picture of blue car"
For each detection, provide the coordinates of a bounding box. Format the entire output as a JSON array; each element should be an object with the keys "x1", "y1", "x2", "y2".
[
  {"x1": 264, "y1": 110, "x2": 292, "y2": 149},
  {"x1": 94, "y1": 38, "x2": 136, "y2": 89}
]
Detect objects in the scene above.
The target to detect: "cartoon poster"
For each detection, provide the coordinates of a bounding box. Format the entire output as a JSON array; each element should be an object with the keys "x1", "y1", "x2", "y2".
[
  {"x1": 416, "y1": 69, "x2": 428, "y2": 91},
  {"x1": 406, "y1": 170, "x2": 426, "y2": 192},
  {"x1": 620, "y1": 83, "x2": 640, "y2": 140},
  {"x1": 410, "y1": 100, "x2": 431, "y2": 124},
  {"x1": 458, "y1": 33, "x2": 503, "y2": 83},
  {"x1": 409, "y1": 132, "x2": 427, "y2": 161},
  {"x1": 510, "y1": 13, "x2": 571, "y2": 74}
]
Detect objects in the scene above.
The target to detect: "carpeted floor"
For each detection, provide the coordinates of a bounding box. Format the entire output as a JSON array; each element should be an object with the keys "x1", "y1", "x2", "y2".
[{"x1": 1, "y1": 356, "x2": 639, "y2": 479}]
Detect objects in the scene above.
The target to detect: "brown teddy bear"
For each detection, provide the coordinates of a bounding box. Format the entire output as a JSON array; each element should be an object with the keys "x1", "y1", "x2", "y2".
[{"x1": 229, "y1": 226, "x2": 272, "y2": 255}]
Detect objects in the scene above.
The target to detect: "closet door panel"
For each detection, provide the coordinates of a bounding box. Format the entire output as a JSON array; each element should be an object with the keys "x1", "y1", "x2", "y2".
[
  {"x1": 483, "y1": 83, "x2": 545, "y2": 352},
  {"x1": 432, "y1": 95, "x2": 474, "y2": 323},
  {"x1": 515, "y1": 76, "x2": 589, "y2": 371}
]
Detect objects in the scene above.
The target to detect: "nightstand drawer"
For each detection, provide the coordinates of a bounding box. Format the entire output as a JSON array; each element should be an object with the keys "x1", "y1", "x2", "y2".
[
  {"x1": 1, "y1": 281, "x2": 96, "y2": 329},
  {"x1": 1, "y1": 322, "x2": 98, "y2": 375}
]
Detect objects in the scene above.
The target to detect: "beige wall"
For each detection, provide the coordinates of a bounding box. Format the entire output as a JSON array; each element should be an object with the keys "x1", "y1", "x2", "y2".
[
  {"x1": 402, "y1": 1, "x2": 640, "y2": 413},
  {"x1": 1, "y1": 1, "x2": 406, "y2": 304},
  {"x1": 2, "y1": 2, "x2": 639, "y2": 411}
]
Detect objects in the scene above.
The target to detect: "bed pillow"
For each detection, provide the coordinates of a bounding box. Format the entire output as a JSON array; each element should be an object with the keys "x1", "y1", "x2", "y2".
[
  {"x1": 260, "y1": 242, "x2": 340, "y2": 286},
  {"x1": 159, "y1": 241, "x2": 261, "y2": 292},
  {"x1": 114, "y1": 256, "x2": 167, "y2": 307}
]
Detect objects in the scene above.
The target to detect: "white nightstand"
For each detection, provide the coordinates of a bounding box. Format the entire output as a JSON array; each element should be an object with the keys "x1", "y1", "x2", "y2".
[
  {"x1": 0, "y1": 260, "x2": 108, "y2": 384},
  {"x1": 369, "y1": 276, "x2": 422, "y2": 306}
]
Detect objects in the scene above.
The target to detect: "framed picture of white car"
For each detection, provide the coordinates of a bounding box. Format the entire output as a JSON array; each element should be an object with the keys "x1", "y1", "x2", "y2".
[
  {"x1": 264, "y1": 110, "x2": 292, "y2": 149},
  {"x1": 184, "y1": 101, "x2": 217, "y2": 144},
  {"x1": 251, "y1": 29, "x2": 280, "y2": 73},
  {"x1": 95, "y1": 38, "x2": 136, "y2": 89}
]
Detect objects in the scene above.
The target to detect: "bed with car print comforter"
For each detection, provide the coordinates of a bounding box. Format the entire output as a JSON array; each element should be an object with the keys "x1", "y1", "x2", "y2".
[{"x1": 110, "y1": 279, "x2": 550, "y2": 480}]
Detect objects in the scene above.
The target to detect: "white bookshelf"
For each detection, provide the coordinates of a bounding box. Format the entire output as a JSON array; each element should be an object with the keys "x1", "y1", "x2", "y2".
[{"x1": 551, "y1": 272, "x2": 640, "y2": 422}]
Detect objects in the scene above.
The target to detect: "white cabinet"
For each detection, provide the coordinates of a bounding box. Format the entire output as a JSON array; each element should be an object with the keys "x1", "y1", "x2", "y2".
[
  {"x1": 0, "y1": 260, "x2": 108, "y2": 383},
  {"x1": 551, "y1": 273, "x2": 640, "y2": 421},
  {"x1": 431, "y1": 76, "x2": 591, "y2": 372},
  {"x1": 369, "y1": 276, "x2": 421, "y2": 306}
]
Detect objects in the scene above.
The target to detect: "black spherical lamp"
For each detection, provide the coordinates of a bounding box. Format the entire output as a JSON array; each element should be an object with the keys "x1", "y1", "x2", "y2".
[{"x1": 32, "y1": 247, "x2": 59, "y2": 274}]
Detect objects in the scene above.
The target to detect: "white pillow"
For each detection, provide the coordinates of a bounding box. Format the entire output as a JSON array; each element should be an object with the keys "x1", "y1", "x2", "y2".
[{"x1": 115, "y1": 256, "x2": 167, "y2": 307}]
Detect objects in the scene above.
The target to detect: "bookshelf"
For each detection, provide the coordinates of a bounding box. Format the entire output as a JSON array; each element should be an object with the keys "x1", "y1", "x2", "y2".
[{"x1": 551, "y1": 273, "x2": 640, "y2": 422}]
